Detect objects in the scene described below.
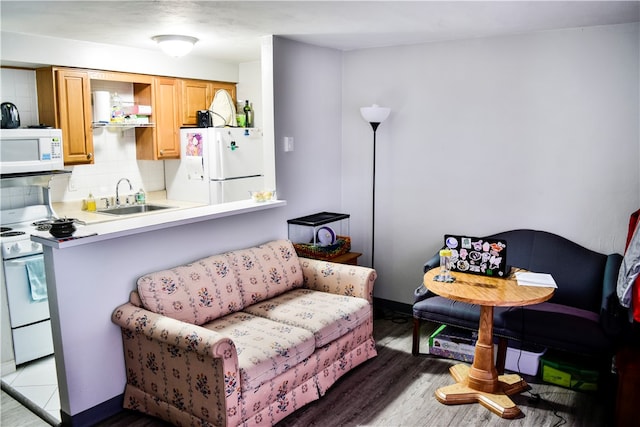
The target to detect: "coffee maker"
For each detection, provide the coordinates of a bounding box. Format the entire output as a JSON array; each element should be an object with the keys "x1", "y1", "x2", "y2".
[{"x1": 197, "y1": 110, "x2": 213, "y2": 128}]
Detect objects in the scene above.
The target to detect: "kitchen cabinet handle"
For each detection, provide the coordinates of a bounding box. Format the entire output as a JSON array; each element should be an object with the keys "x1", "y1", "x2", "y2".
[
  {"x1": 87, "y1": 152, "x2": 93, "y2": 160},
  {"x1": 159, "y1": 150, "x2": 164, "y2": 156}
]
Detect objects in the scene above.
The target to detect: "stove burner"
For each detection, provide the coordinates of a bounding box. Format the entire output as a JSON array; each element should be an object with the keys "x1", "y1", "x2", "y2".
[
  {"x1": 1, "y1": 231, "x2": 26, "y2": 237},
  {"x1": 32, "y1": 220, "x2": 53, "y2": 232},
  {"x1": 0, "y1": 227, "x2": 11, "y2": 233}
]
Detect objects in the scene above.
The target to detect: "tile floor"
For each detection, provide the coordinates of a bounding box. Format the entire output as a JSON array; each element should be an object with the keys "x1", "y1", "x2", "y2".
[{"x1": 1, "y1": 355, "x2": 60, "y2": 423}]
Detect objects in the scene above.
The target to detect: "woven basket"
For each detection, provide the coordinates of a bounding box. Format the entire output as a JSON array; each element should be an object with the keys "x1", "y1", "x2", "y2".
[{"x1": 293, "y1": 235, "x2": 351, "y2": 260}]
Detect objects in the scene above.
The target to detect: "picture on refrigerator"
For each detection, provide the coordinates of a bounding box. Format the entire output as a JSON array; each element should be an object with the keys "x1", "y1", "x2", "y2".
[{"x1": 185, "y1": 133, "x2": 204, "y2": 157}]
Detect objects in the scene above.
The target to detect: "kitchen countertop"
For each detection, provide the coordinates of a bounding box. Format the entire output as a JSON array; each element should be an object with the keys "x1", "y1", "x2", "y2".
[
  {"x1": 51, "y1": 191, "x2": 203, "y2": 225},
  {"x1": 33, "y1": 191, "x2": 286, "y2": 249}
]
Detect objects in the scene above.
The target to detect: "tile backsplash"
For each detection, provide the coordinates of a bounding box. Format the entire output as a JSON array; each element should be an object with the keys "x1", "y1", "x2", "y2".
[
  {"x1": 0, "y1": 68, "x2": 39, "y2": 127},
  {"x1": 0, "y1": 186, "x2": 44, "y2": 211},
  {"x1": 1, "y1": 68, "x2": 166, "y2": 209}
]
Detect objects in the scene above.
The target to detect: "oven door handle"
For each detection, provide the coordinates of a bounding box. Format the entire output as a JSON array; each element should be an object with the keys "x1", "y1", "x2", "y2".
[{"x1": 4, "y1": 255, "x2": 44, "y2": 268}]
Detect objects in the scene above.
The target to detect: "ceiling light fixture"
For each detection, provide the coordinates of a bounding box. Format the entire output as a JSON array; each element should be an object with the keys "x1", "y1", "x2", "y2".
[{"x1": 152, "y1": 35, "x2": 199, "y2": 57}]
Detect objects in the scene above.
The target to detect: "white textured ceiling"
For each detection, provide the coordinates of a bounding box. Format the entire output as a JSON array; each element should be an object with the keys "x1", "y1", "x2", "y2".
[{"x1": 1, "y1": 1, "x2": 639, "y2": 63}]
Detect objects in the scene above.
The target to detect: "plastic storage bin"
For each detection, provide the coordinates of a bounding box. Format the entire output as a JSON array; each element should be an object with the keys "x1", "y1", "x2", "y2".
[
  {"x1": 428, "y1": 325, "x2": 478, "y2": 363},
  {"x1": 540, "y1": 351, "x2": 600, "y2": 391},
  {"x1": 505, "y1": 342, "x2": 546, "y2": 376},
  {"x1": 287, "y1": 212, "x2": 351, "y2": 260}
]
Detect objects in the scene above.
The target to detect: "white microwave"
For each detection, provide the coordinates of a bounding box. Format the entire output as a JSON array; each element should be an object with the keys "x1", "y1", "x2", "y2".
[{"x1": 0, "y1": 128, "x2": 64, "y2": 174}]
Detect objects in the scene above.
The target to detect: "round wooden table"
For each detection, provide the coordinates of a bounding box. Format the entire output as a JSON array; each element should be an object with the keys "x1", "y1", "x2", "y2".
[{"x1": 423, "y1": 267, "x2": 555, "y2": 418}]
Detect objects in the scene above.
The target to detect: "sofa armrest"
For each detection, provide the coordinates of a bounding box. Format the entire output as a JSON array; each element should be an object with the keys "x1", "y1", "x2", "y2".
[
  {"x1": 600, "y1": 253, "x2": 626, "y2": 336},
  {"x1": 423, "y1": 252, "x2": 440, "y2": 273},
  {"x1": 299, "y1": 257, "x2": 376, "y2": 304},
  {"x1": 112, "y1": 301, "x2": 239, "y2": 361},
  {"x1": 414, "y1": 284, "x2": 434, "y2": 303},
  {"x1": 416, "y1": 252, "x2": 441, "y2": 303},
  {"x1": 112, "y1": 301, "x2": 242, "y2": 426}
]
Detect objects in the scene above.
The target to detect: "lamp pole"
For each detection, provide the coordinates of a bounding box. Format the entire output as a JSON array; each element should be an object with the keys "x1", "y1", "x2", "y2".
[
  {"x1": 360, "y1": 105, "x2": 390, "y2": 269},
  {"x1": 369, "y1": 121, "x2": 380, "y2": 269}
]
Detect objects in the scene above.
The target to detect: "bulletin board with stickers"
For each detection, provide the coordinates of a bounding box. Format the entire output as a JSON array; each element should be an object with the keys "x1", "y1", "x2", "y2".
[{"x1": 444, "y1": 235, "x2": 509, "y2": 278}]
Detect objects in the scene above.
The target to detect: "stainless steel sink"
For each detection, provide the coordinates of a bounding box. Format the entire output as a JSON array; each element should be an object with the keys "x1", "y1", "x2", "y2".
[{"x1": 97, "y1": 204, "x2": 174, "y2": 216}]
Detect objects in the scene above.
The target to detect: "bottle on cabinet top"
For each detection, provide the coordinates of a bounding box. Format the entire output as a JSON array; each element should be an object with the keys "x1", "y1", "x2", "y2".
[{"x1": 243, "y1": 100, "x2": 252, "y2": 128}]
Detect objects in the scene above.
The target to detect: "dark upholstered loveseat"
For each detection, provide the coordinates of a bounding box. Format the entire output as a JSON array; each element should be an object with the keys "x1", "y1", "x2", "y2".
[{"x1": 412, "y1": 229, "x2": 625, "y2": 368}]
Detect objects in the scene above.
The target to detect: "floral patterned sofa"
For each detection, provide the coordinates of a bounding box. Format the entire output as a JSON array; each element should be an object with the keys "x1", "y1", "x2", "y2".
[{"x1": 111, "y1": 239, "x2": 377, "y2": 426}]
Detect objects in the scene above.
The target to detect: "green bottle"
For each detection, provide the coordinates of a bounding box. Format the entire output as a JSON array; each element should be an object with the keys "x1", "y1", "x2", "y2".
[{"x1": 243, "y1": 100, "x2": 251, "y2": 128}]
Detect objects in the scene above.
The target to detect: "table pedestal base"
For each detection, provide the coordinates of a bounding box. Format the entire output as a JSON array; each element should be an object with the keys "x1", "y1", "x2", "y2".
[{"x1": 435, "y1": 364, "x2": 529, "y2": 419}]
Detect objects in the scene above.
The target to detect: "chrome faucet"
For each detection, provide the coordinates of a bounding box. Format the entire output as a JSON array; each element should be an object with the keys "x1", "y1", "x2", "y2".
[{"x1": 115, "y1": 178, "x2": 133, "y2": 206}]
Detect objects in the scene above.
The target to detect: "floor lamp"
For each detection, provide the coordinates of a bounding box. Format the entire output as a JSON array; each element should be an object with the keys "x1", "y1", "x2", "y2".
[{"x1": 360, "y1": 104, "x2": 391, "y2": 269}]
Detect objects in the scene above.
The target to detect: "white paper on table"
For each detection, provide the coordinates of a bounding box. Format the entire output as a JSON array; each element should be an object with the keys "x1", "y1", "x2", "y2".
[{"x1": 515, "y1": 272, "x2": 558, "y2": 288}]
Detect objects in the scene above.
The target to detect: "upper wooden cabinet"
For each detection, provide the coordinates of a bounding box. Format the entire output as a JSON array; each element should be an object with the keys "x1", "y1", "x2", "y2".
[
  {"x1": 35, "y1": 67, "x2": 237, "y2": 162},
  {"x1": 180, "y1": 79, "x2": 236, "y2": 126},
  {"x1": 36, "y1": 67, "x2": 95, "y2": 165},
  {"x1": 136, "y1": 77, "x2": 180, "y2": 160}
]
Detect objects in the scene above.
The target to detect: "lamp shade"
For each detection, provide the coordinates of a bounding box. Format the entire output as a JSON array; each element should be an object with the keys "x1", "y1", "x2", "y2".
[
  {"x1": 360, "y1": 104, "x2": 391, "y2": 124},
  {"x1": 152, "y1": 35, "x2": 199, "y2": 57}
]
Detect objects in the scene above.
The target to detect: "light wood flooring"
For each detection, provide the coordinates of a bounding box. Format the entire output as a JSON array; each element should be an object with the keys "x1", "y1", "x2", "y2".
[
  {"x1": 2, "y1": 311, "x2": 614, "y2": 426},
  {"x1": 2, "y1": 389, "x2": 52, "y2": 427}
]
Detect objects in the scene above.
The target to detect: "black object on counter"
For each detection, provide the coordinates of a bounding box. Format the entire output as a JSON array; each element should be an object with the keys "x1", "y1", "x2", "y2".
[{"x1": 48, "y1": 218, "x2": 77, "y2": 238}]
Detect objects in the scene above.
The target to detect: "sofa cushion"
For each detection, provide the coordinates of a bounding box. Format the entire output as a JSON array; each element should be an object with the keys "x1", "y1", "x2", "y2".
[
  {"x1": 204, "y1": 311, "x2": 315, "y2": 392},
  {"x1": 231, "y1": 239, "x2": 304, "y2": 306},
  {"x1": 412, "y1": 296, "x2": 492, "y2": 331},
  {"x1": 136, "y1": 240, "x2": 303, "y2": 326},
  {"x1": 495, "y1": 302, "x2": 610, "y2": 355},
  {"x1": 243, "y1": 289, "x2": 371, "y2": 347},
  {"x1": 413, "y1": 296, "x2": 612, "y2": 355},
  {"x1": 137, "y1": 253, "x2": 246, "y2": 325}
]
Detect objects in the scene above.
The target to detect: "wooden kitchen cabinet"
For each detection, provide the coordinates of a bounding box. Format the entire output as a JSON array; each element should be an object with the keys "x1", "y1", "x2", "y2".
[
  {"x1": 36, "y1": 67, "x2": 94, "y2": 165},
  {"x1": 37, "y1": 66, "x2": 236, "y2": 162},
  {"x1": 180, "y1": 79, "x2": 237, "y2": 126},
  {"x1": 136, "y1": 77, "x2": 180, "y2": 160}
]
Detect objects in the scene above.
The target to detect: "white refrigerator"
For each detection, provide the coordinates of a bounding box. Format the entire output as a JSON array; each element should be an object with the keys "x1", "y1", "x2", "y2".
[{"x1": 165, "y1": 128, "x2": 264, "y2": 204}]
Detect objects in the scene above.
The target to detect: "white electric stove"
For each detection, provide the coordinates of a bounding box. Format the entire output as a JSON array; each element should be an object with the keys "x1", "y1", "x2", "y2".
[{"x1": 1, "y1": 205, "x2": 55, "y2": 364}]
